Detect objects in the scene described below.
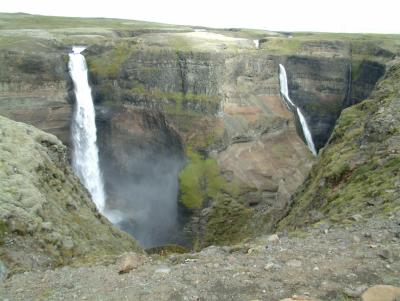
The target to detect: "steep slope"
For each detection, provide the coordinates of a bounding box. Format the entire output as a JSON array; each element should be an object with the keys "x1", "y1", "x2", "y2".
[
  {"x1": 278, "y1": 59, "x2": 400, "y2": 229},
  {"x1": 0, "y1": 116, "x2": 141, "y2": 275}
]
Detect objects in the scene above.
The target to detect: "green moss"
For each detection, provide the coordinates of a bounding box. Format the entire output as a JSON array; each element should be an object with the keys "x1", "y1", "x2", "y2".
[
  {"x1": 288, "y1": 229, "x2": 308, "y2": 239},
  {"x1": 87, "y1": 42, "x2": 134, "y2": 78},
  {"x1": 130, "y1": 82, "x2": 146, "y2": 95},
  {"x1": 325, "y1": 162, "x2": 350, "y2": 184},
  {"x1": 146, "y1": 244, "x2": 189, "y2": 256},
  {"x1": 204, "y1": 196, "x2": 252, "y2": 246}
]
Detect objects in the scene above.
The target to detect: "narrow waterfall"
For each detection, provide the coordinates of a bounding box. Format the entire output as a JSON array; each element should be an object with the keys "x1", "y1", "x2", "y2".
[
  {"x1": 253, "y1": 40, "x2": 260, "y2": 49},
  {"x1": 279, "y1": 64, "x2": 317, "y2": 156},
  {"x1": 69, "y1": 46, "x2": 106, "y2": 212},
  {"x1": 296, "y1": 107, "x2": 317, "y2": 156},
  {"x1": 278, "y1": 64, "x2": 296, "y2": 110}
]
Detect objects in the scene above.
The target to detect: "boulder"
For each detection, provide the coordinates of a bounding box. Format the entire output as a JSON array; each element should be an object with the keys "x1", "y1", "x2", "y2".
[
  {"x1": 117, "y1": 252, "x2": 148, "y2": 274},
  {"x1": 361, "y1": 285, "x2": 400, "y2": 301}
]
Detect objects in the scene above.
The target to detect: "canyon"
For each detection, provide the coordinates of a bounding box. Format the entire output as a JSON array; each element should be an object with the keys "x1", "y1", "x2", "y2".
[{"x1": 0, "y1": 14, "x2": 399, "y2": 299}]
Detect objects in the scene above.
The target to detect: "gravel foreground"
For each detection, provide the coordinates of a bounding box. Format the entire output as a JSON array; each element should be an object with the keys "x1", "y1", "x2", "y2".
[{"x1": 1, "y1": 216, "x2": 399, "y2": 301}]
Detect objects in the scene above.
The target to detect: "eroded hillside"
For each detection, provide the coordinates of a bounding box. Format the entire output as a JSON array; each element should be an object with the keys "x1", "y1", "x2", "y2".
[{"x1": 0, "y1": 116, "x2": 141, "y2": 275}]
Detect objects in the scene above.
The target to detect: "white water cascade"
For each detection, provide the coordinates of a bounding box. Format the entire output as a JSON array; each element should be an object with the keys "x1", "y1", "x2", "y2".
[
  {"x1": 69, "y1": 46, "x2": 106, "y2": 212},
  {"x1": 278, "y1": 64, "x2": 317, "y2": 156},
  {"x1": 253, "y1": 40, "x2": 260, "y2": 49}
]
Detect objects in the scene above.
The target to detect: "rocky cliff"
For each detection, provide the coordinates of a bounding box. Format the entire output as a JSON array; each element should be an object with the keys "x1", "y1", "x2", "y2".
[
  {"x1": 278, "y1": 58, "x2": 400, "y2": 229},
  {"x1": 0, "y1": 115, "x2": 141, "y2": 275},
  {"x1": 82, "y1": 30, "x2": 398, "y2": 246},
  {"x1": 0, "y1": 39, "x2": 72, "y2": 143}
]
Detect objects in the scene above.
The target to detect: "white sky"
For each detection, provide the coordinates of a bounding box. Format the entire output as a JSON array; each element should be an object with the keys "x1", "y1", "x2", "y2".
[{"x1": 0, "y1": 0, "x2": 399, "y2": 34}]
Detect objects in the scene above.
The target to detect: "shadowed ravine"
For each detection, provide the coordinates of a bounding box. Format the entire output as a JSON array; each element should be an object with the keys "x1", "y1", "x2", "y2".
[{"x1": 70, "y1": 48, "x2": 187, "y2": 248}]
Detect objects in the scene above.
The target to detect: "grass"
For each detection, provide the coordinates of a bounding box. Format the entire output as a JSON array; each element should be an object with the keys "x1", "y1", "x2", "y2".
[
  {"x1": 87, "y1": 42, "x2": 134, "y2": 78},
  {"x1": 0, "y1": 12, "x2": 191, "y2": 31},
  {"x1": 1, "y1": 12, "x2": 399, "y2": 62},
  {"x1": 260, "y1": 37, "x2": 302, "y2": 54}
]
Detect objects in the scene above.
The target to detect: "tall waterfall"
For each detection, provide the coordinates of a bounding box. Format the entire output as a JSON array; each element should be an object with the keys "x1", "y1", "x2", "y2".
[
  {"x1": 279, "y1": 64, "x2": 317, "y2": 156},
  {"x1": 69, "y1": 46, "x2": 106, "y2": 212},
  {"x1": 253, "y1": 40, "x2": 260, "y2": 49}
]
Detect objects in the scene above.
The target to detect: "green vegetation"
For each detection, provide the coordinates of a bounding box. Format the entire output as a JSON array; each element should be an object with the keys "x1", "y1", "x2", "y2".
[
  {"x1": 260, "y1": 37, "x2": 302, "y2": 54},
  {"x1": 146, "y1": 244, "x2": 189, "y2": 256},
  {"x1": 178, "y1": 149, "x2": 254, "y2": 247},
  {"x1": 88, "y1": 42, "x2": 134, "y2": 78},
  {"x1": 0, "y1": 12, "x2": 191, "y2": 31},
  {"x1": 179, "y1": 149, "x2": 231, "y2": 209},
  {"x1": 204, "y1": 195, "x2": 252, "y2": 246}
]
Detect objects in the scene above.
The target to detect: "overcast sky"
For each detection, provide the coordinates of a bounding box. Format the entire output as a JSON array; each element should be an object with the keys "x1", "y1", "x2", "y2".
[{"x1": 1, "y1": 0, "x2": 399, "y2": 34}]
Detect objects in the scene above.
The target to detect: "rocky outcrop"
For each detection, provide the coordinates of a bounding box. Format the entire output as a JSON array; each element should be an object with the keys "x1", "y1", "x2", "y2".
[
  {"x1": 0, "y1": 116, "x2": 141, "y2": 275},
  {"x1": 284, "y1": 55, "x2": 349, "y2": 149},
  {"x1": 0, "y1": 47, "x2": 72, "y2": 144},
  {"x1": 278, "y1": 59, "x2": 400, "y2": 229}
]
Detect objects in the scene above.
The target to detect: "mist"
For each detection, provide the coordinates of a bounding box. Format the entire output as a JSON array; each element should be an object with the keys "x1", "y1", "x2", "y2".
[
  {"x1": 96, "y1": 107, "x2": 187, "y2": 248},
  {"x1": 103, "y1": 153, "x2": 186, "y2": 248}
]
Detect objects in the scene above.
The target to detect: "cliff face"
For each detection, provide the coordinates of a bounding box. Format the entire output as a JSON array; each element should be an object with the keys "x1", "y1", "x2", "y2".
[
  {"x1": 0, "y1": 13, "x2": 399, "y2": 247},
  {"x1": 278, "y1": 59, "x2": 400, "y2": 229},
  {"x1": 83, "y1": 33, "x2": 396, "y2": 244},
  {"x1": 0, "y1": 44, "x2": 72, "y2": 144},
  {"x1": 0, "y1": 116, "x2": 141, "y2": 275}
]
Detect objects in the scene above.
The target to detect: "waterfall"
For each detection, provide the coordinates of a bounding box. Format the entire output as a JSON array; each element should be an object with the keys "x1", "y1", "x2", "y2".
[
  {"x1": 296, "y1": 107, "x2": 317, "y2": 156},
  {"x1": 278, "y1": 64, "x2": 296, "y2": 110},
  {"x1": 279, "y1": 64, "x2": 317, "y2": 156},
  {"x1": 69, "y1": 46, "x2": 106, "y2": 212},
  {"x1": 253, "y1": 40, "x2": 260, "y2": 49},
  {"x1": 344, "y1": 63, "x2": 353, "y2": 107}
]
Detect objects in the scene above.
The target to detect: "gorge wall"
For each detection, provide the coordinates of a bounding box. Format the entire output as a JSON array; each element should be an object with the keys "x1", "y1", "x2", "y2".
[
  {"x1": 0, "y1": 13, "x2": 398, "y2": 248},
  {"x1": 278, "y1": 58, "x2": 400, "y2": 230},
  {"x1": 0, "y1": 45, "x2": 72, "y2": 143}
]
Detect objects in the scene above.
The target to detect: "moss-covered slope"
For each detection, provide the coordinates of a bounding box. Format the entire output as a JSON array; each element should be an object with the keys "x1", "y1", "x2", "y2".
[
  {"x1": 0, "y1": 116, "x2": 141, "y2": 275},
  {"x1": 278, "y1": 59, "x2": 400, "y2": 229}
]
